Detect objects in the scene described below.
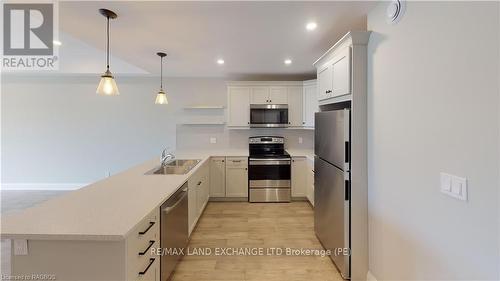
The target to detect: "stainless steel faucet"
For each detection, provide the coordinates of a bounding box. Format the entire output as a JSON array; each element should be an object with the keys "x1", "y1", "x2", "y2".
[{"x1": 161, "y1": 148, "x2": 175, "y2": 166}]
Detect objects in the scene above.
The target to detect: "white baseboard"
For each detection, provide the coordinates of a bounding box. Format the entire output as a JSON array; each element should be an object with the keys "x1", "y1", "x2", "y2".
[
  {"x1": 367, "y1": 271, "x2": 378, "y2": 281},
  {"x1": 1, "y1": 183, "x2": 88, "y2": 191}
]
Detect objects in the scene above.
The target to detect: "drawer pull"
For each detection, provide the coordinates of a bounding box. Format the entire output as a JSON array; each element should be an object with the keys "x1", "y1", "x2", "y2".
[
  {"x1": 138, "y1": 222, "x2": 155, "y2": 235},
  {"x1": 138, "y1": 240, "x2": 155, "y2": 256},
  {"x1": 138, "y1": 258, "x2": 155, "y2": 275},
  {"x1": 232, "y1": 160, "x2": 242, "y2": 163}
]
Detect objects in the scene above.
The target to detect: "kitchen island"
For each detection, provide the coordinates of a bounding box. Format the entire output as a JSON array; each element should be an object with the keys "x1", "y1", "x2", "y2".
[{"x1": 1, "y1": 149, "x2": 312, "y2": 281}]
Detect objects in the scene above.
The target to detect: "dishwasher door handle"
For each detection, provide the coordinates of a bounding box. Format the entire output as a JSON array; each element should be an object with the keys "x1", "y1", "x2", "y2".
[{"x1": 163, "y1": 191, "x2": 187, "y2": 214}]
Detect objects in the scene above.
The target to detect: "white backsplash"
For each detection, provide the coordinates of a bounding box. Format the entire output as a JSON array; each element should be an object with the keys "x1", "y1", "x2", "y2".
[{"x1": 176, "y1": 125, "x2": 314, "y2": 151}]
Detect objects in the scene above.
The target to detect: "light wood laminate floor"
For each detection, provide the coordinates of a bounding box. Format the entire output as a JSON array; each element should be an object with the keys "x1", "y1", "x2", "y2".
[{"x1": 171, "y1": 202, "x2": 343, "y2": 281}]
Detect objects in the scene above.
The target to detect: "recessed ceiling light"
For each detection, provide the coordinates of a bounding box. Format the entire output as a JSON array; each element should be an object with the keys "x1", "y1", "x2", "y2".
[
  {"x1": 306, "y1": 22, "x2": 317, "y2": 31},
  {"x1": 284, "y1": 59, "x2": 292, "y2": 65},
  {"x1": 53, "y1": 40, "x2": 62, "y2": 46},
  {"x1": 217, "y1": 59, "x2": 225, "y2": 65}
]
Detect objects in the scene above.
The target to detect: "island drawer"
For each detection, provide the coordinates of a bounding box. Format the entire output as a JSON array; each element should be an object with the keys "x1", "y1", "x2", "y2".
[{"x1": 126, "y1": 208, "x2": 160, "y2": 280}]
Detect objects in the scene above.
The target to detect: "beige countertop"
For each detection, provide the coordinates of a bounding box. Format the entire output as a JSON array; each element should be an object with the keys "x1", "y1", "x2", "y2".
[
  {"x1": 0, "y1": 148, "x2": 311, "y2": 241},
  {"x1": 285, "y1": 148, "x2": 314, "y2": 160}
]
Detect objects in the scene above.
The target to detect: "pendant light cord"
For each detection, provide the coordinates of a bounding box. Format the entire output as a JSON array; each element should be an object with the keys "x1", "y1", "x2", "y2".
[
  {"x1": 160, "y1": 56, "x2": 163, "y2": 90},
  {"x1": 106, "y1": 16, "x2": 110, "y2": 70}
]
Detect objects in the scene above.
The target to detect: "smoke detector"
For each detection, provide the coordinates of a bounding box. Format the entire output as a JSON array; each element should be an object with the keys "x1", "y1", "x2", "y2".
[{"x1": 386, "y1": 0, "x2": 406, "y2": 24}]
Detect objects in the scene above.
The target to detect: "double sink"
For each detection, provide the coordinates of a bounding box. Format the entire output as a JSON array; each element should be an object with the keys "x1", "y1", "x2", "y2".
[{"x1": 145, "y1": 159, "x2": 201, "y2": 175}]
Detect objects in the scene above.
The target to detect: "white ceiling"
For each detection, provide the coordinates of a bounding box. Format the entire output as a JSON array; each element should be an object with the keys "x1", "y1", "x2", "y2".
[{"x1": 60, "y1": 1, "x2": 377, "y2": 79}]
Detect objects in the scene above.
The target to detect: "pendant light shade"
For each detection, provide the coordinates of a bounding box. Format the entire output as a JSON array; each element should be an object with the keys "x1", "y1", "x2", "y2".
[
  {"x1": 97, "y1": 9, "x2": 119, "y2": 96},
  {"x1": 155, "y1": 89, "x2": 168, "y2": 105},
  {"x1": 155, "y1": 52, "x2": 168, "y2": 105},
  {"x1": 97, "y1": 70, "x2": 119, "y2": 96}
]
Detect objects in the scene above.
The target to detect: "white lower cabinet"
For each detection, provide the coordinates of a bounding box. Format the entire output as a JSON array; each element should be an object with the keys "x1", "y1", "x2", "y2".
[
  {"x1": 291, "y1": 157, "x2": 307, "y2": 197},
  {"x1": 196, "y1": 163, "x2": 210, "y2": 216},
  {"x1": 209, "y1": 157, "x2": 226, "y2": 197},
  {"x1": 188, "y1": 160, "x2": 209, "y2": 235},
  {"x1": 225, "y1": 157, "x2": 248, "y2": 197},
  {"x1": 306, "y1": 161, "x2": 315, "y2": 206},
  {"x1": 188, "y1": 178, "x2": 197, "y2": 235}
]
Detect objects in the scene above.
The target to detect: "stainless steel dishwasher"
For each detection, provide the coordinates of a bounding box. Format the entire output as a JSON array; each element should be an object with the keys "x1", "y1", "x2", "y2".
[{"x1": 161, "y1": 182, "x2": 188, "y2": 281}]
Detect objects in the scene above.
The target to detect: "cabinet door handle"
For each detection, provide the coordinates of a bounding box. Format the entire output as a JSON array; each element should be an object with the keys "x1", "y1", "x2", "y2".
[
  {"x1": 197, "y1": 181, "x2": 202, "y2": 186},
  {"x1": 138, "y1": 258, "x2": 155, "y2": 275},
  {"x1": 138, "y1": 222, "x2": 155, "y2": 235},
  {"x1": 222, "y1": 160, "x2": 225, "y2": 162},
  {"x1": 138, "y1": 240, "x2": 155, "y2": 256}
]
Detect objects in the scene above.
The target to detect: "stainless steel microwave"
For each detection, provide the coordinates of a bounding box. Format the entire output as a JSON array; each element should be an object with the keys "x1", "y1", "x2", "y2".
[{"x1": 250, "y1": 104, "x2": 289, "y2": 128}]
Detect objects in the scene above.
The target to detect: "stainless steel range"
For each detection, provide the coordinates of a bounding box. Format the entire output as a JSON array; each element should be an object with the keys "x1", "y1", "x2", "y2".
[{"x1": 248, "y1": 136, "x2": 291, "y2": 202}]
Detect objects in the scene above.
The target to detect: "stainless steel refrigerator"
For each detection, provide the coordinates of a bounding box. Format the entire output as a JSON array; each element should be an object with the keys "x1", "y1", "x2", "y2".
[{"x1": 314, "y1": 109, "x2": 351, "y2": 279}]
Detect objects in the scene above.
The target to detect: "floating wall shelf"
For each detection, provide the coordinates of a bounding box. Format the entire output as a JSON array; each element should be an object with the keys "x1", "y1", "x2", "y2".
[
  {"x1": 180, "y1": 121, "x2": 226, "y2": 125},
  {"x1": 183, "y1": 105, "x2": 225, "y2": 109}
]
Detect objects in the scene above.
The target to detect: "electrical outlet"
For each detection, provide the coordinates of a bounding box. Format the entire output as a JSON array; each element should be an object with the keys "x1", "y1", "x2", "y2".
[
  {"x1": 210, "y1": 137, "x2": 217, "y2": 144},
  {"x1": 14, "y1": 239, "x2": 28, "y2": 255},
  {"x1": 298, "y1": 137, "x2": 303, "y2": 144}
]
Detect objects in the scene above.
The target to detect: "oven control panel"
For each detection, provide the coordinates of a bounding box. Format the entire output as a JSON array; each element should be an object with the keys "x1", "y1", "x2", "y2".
[{"x1": 249, "y1": 137, "x2": 284, "y2": 144}]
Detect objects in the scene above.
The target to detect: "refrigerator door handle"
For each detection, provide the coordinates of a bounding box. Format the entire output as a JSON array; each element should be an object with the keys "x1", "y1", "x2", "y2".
[
  {"x1": 344, "y1": 180, "x2": 350, "y2": 201},
  {"x1": 344, "y1": 141, "x2": 349, "y2": 163}
]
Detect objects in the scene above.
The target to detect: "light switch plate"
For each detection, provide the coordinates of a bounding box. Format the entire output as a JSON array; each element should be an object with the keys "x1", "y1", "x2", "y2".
[
  {"x1": 440, "y1": 172, "x2": 467, "y2": 201},
  {"x1": 210, "y1": 137, "x2": 217, "y2": 144},
  {"x1": 440, "y1": 173, "x2": 452, "y2": 192},
  {"x1": 13, "y1": 239, "x2": 28, "y2": 255},
  {"x1": 451, "y1": 176, "x2": 467, "y2": 201}
]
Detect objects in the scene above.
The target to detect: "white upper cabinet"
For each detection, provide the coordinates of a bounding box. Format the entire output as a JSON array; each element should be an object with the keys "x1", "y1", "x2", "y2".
[
  {"x1": 331, "y1": 47, "x2": 351, "y2": 97},
  {"x1": 227, "y1": 87, "x2": 250, "y2": 127},
  {"x1": 287, "y1": 86, "x2": 303, "y2": 127},
  {"x1": 317, "y1": 65, "x2": 333, "y2": 101},
  {"x1": 318, "y1": 46, "x2": 351, "y2": 101},
  {"x1": 250, "y1": 87, "x2": 270, "y2": 104},
  {"x1": 303, "y1": 80, "x2": 318, "y2": 127},
  {"x1": 227, "y1": 81, "x2": 313, "y2": 128},
  {"x1": 269, "y1": 87, "x2": 288, "y2": 104},
  {"x1": 313, "y1": 31, "x2": 369, "y2": 106},
  {"x1": 250, "y1": 86, "x2": 287, "y2": 104}
]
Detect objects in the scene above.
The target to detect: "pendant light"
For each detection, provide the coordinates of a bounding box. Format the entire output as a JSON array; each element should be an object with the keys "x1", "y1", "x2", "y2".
[
  {"x1": 96, "y1": 9, "x2": 119, "y2": 96},
  {"x1": 155, "y1": 52, "x2": 168, "y2": 105}
]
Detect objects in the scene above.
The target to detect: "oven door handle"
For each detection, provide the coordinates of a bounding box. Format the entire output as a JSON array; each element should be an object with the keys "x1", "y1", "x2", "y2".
[{"x1": 249, "y1": 159, "x2": 291, "y2": 165}]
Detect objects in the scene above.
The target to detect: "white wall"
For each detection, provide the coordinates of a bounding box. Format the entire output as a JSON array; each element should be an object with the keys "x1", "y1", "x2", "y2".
[
  {"x1": 367, "y1": 2, "x2": 499, "y2": 280},
  {"x1": 1, "y1": 76, "x2": 224, "y2": 185},
  {"x1": 1, "y1": 76, "x2": 313, "y2": 188}
]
